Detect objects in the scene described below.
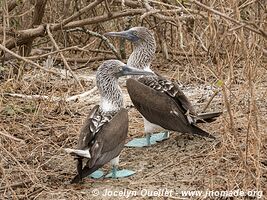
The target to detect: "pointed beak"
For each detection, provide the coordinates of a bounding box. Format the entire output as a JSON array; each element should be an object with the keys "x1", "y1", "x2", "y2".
[
  {"x1": 119, "y1": 65, "x2": 154, "y2": 77},
  {"x1": 104, "y1": 30, "x2": 139, "y2": 42}
]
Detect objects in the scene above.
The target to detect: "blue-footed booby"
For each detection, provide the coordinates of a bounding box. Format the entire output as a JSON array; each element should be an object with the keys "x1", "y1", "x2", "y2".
[
  {"x1": 65, "y1": 60, "x2": 153, "y2": 183},
  {"x1": 105, "y1": 27, "x2": 221, "y2": 147}
]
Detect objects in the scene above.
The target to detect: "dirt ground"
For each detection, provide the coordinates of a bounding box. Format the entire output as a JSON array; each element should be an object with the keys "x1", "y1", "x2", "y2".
[{"x1": 0, "y1": 58, "x2": 266, "y2": 200}]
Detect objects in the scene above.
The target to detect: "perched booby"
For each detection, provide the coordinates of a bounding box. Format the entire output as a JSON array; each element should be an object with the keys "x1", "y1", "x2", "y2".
[
  {"x1": 65, "y1": 60, "x2": 153, "y2": 183},
  {"x1": 105, "y1": 27, "x2": 221, "y2": 147}
]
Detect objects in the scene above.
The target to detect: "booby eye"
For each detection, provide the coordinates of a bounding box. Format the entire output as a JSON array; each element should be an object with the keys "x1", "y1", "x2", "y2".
[{"x1": 131, "y1": 30, "x2": 138, "y2": 36}]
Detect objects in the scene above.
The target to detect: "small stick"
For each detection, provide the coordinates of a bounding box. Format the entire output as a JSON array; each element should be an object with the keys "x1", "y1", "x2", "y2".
[
  {"x1": 0, "y1": 180, "x2": 32, "y2": 191},
  {"x1": 27, "y1": 187, "x2": 44, "y2": 198},
  {"x1": 4, "y1": 93, "x2": 62, "y2": 101},
  {"x1": 4, "y1": 87, "x2": 98, "y2": 103},
  {"x1": 202, "y1": 90, "x2": 219, "y2": 112},
  {"x1": 66, "y1": 86, "x2": 97, "y2": 102},
  {"x1": 0, "y1": 131, "x2": 25, "y2": 143}
]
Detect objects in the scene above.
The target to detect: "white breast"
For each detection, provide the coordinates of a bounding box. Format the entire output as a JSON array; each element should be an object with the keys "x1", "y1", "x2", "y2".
[{"x1": 101, "y1": 98, "x2": 118, "y2": 112}]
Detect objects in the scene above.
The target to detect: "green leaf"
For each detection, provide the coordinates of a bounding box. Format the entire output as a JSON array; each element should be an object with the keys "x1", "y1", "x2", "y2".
[{"x1": 216, "y1": 80, "x2": 223, "y2": 87}]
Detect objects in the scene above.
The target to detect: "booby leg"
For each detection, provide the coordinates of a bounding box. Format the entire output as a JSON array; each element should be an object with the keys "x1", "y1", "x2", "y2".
[
  {"x1": 125, "y1": 118, "x2": 170, "y2": 148},
  {"x1": 125, "y1": 134, "x2": 157, "y2": 147},
  {"x1": 105, "y1": 156, "x2": 135, "y2": 178}
]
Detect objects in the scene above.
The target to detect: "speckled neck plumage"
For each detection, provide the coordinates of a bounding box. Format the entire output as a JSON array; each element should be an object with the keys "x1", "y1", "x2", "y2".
[
  {"x1": 127, "y1": 34, "x2": 156, "y2": 71},
  {"x1": 96, "y1": 72, "x2": 123, "y2": 113}
]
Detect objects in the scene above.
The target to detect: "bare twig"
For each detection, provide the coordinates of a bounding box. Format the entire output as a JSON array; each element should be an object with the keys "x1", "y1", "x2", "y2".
[
  {"x1": 54, "y1": 55, "x2": 116, "y2": 64},
  {"x1": 66, "y1": 86, "x2": 98, "y2": 102},
  {"x1": 191, "y1": 0, "x2": 267, "y2": 38},
  {"x1": 0, "y1": 0, "x2": 24, "y2": 14},
  {"x1": 46, "y1": 25, "x2": 84, "y2": 90},
  {"x1": 27, "y1": 46, "x2": 113, "y2": 60},
  {"x1": 0, "y1": 180, "x2": 31, "y2": 191},
  {"x1": 67, "y1": 28, "x2": 121, "y2": 59},
  {"x1": 0, "y1": 44, "x2": 60, "y2": 75},
  {"x1": 0, "y1": 131, "x2": 25, "y2": 143},
  {"x1": 4, "y1": 86, "x2": 98, "y2": 103},
  {"x1": 202, "y1": 90, "x2": 220, "y2": 112},
  {"x1": 3, "y1": 93, "x2": 62, "y2": 102},
  {"x1": 3, "y1": 9, "x2": 145, "y2": 51},
  {"x1": 52, "y1": 0, "x2": 105, "y2": 29}
]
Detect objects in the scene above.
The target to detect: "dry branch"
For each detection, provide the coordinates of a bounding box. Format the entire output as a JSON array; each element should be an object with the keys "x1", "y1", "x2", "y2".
[
  {"x1": 56, "y1": 69, "x2": 94, "y2": 82},
  {"x1": 0, "y1": 180, "x2": 31, "y2": 191},
  {"x1": 19, "y1": 0, "x2": 48, "y2": 56},
  {"x1": 4, "y1": 86, "x2": 98, "y2": 103},
  {"x1": 63, "y1": 9, "x2": 145, "y2": 29},
  {"x1": 46, "y1": 25, "x2": 84, "y2": 90},
  {"x1": 67, "y1": 28, "x2": 121, "y2": 59},
  {"x1": 191, "y1": 0, "x2": 267, "y2": 38},
  {"x1": 0, "y1": 44, "x2": 61, "y2": 76},
  {"x1": 3, "y1": 0, "x2": 105, "y2": 50},
  {"x1": 65, "y1": 86, "x2": 98, "y2": 102},
  {"x1": 0, "y1": 0, "x2": 24, "y2": 14},
  {"x1": 54, "y1": 55, "x2": 117, "y2": 64},
  {"x1": 0, "y1": 131, "x2": 25, "y2": 143},
  {"x1": 113, "y1": 0, "x2": 140, "y2": 8},
  {"x1": 27, "y1": 46, "x2": 113, "y2": 60},
  {"x1": 52, "y1": 0, "x2": 105, "y2": 30},
  {"x1": 3, "y1": 93, "x2": 62, "y2": 102},
  {"x1": 3, "y1": 9, "x2": 145, "y2": 51}
]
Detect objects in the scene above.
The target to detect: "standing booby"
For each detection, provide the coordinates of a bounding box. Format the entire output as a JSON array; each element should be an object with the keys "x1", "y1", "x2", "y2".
[
  {"x1": 105, "y1": 27, "x2": 221, "y2": 147},
  {"x1": 65, "y1": 60, "x2": 153, "y2": 183}
]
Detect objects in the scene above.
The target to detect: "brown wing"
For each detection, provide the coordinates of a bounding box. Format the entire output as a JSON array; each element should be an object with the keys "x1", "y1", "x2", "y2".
[
  {"x1": 71, "y1": 108, "x2": 128, "y2": 183},
  {"x1": 127, "y1": 78, "x2": 190, "y2": 132},
  {"x1": 138, "y1": 75, "x2": 197, "y2": 116},
  {"x1": 126, "y1": 78, "x2": 214, "y2": 139},
  {"x1": 87, "y1": 108, "x2": 128, "y2": 168}
]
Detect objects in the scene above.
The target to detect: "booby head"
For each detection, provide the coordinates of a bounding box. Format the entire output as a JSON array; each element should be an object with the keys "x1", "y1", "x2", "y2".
[
  {"x1": 105, "y1": 27, "x2": 154, "y2": 44},
  {"x1": 96, "y1": 59, "x2": 153, "y2": 79},
  {"x1": 105, "y1": 27, "x2": 156, "y2": 70},
  {"x1": 96, "y1": 60, "x2": 153, "y2": 112}
]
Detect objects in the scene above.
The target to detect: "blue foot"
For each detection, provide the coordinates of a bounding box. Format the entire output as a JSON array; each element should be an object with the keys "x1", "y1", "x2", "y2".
[
  {"x1": 105, "y1": 169, "x2": 135, "y2": 178},
  {"x1": 125, "y1": 132, "x2": 170, "y2": 147},
  {"x1": 88, "y1": 170, "x2": 104, "y2": 179},
  {"x1": 125, "y1": 137, "x2": 157, "y2": 147},
  {"x1": 151, "y1": 131, "x2": 170, "y2": 142}
]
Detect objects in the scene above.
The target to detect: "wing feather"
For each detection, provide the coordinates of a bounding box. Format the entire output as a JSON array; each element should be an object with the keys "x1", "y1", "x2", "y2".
[
  {"x1": 138, "y1": 76, "x2": 196, "y2": 115},
  {"x1": 127, "y1": 78, "x2": 190, "y2": 132},
  {"x1": 71, "y1": 108, "x2": 128, "y2": 182}
]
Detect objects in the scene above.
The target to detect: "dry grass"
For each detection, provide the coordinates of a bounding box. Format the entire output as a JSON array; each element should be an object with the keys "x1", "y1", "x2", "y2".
[{"x1": 0, "y1": 0, "x2": 267, "y2": 199}]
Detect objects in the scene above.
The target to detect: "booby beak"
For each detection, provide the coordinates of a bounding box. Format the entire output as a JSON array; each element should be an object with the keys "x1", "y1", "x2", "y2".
[
  {"x1": 119, "y1": 65, "x2": 154, "y2": 77},
  {"x1": 104, "y1": 30, "x2": 139, "y2": 42}
]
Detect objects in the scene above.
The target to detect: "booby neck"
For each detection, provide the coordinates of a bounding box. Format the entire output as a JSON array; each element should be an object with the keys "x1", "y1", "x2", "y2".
[
  {"x1": 96, "y1": 72, "x2": 123, "y2": 113},
  {"x1": 127, "y1": 39, "x2": 156, "y2": 72}
]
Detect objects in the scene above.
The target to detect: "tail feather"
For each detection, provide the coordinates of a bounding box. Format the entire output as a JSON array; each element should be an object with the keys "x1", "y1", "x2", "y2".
[
  {"x1": 196, "y1": 111, "x2": 222, "y2": 123},
  {"x1": 71, "y1": 164, "x2": 103, "y2": 184},
  {"x1": 76, "y1": 158, "x2": 83, "y2": 183},
  {"x1": 190, "y1": 125, "x2": 215, "y2": 139},
  {"x1": 64, "y1": 148, "x2": 91, "y2": 158}
]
